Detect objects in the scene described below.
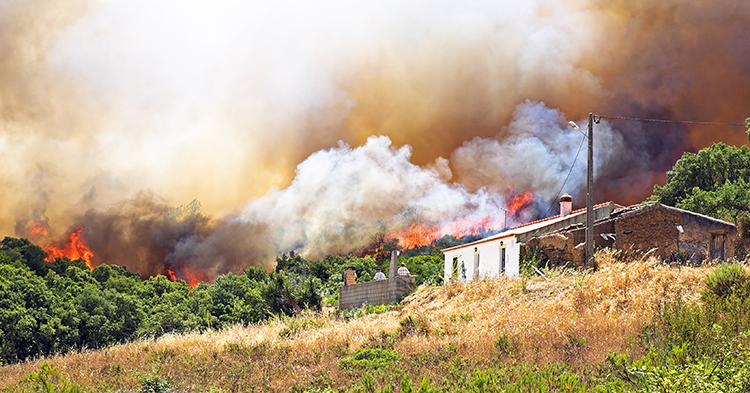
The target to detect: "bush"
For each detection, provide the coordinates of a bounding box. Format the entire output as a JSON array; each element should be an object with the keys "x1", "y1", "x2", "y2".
[
  {"x1": 339, "y1": 348, "x2": 399, "y2": 371},
  {"x1": 704, "y1": 263, "x2": 750, "y2": 299},
  {"x1": 140, "y1": 375, "x2": 172, "y2": 393},
  {"x1": 22, "y1": 363, "x2": 82, "y2": 393}
]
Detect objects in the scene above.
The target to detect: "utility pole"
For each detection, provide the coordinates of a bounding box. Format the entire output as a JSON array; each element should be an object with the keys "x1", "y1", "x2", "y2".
[
  {"x1": 585, "y1": 113, "x2": 595, "y2": 270},
  {"x1": 501, "y1": 207, "x2": 509, "y2": 231},
  {"x1": 567, "y1": 115, "x2": 596, "y2": 270}
]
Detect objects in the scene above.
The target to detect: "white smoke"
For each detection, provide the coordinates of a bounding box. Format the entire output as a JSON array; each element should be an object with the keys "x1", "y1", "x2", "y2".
[
  {"x1": 9, "y1": 0, "x2": 595, "y2": 228},
  {"x1": 241, "y1": 135, "x2": 507, "y2": 259},
  {"x1": 452, "y1": 100, "x2": 624, "y2": 214},
  {"x1": 221, "y1": 100, "x2": 623, "y2": 260}
]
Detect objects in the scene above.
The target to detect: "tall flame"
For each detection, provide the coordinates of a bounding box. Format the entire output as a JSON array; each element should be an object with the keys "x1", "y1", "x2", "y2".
[
  {"x1": 392, "y1": 215, "x2": 496, "y2": 250},
  {"x1": 389, "y1": 189, "x2": 535, "y2": 251},
  {"x1": 43, "y1": 226, "x2": 94, "y2": 269},
  {"x1": 506, "y1": 188, "x2": 534, "y2": 216},
  {"x1": 165, "y1": 265, "x2": 205, "y2": 287}
]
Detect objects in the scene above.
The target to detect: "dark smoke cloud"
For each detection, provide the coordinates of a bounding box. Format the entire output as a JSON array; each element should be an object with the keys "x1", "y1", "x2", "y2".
[
  {"x1": 77, "y1": 192, "x2": 273, "y2": 281},
  {"x1": 2, "y1": 0, "x2": 749, "y2": 279}
]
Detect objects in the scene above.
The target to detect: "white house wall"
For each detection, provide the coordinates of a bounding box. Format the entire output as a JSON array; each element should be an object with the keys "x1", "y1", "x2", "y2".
[{"x1": 443, "y1": 236, "x2": 520, "y2": 282}]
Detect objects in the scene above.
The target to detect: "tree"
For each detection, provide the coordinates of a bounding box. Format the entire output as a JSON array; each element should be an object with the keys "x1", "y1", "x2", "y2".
[
  {"x1": 0, "y1": 237, "x2": 48, "y2": 275},
  {"x1": 651, "y1": 143, "x2": 750, "y2": 222}
]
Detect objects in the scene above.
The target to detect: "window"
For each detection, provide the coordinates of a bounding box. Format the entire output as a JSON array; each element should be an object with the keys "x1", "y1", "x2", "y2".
[
  {"x1": 500, "y1": 247, "x2": 506, "y2": 275},
  {"x1": 452, "y1": 256, "x2": 459, "y2": 280},
  {"x1": 473, "y1": 249, "x2": 480, "y2": 281}
]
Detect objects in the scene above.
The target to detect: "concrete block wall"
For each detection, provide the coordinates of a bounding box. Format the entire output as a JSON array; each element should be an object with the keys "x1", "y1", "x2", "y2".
[{"x1": 339, "y1": 276, "x2": 416, "y2": 311}]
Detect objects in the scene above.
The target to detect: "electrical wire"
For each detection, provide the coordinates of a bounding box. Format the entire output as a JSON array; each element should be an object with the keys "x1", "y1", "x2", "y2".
[
  {"x1": 539, "y1": 114, "x2": 747, "y2": 218},
  {"x1": 543, "y1": 133, "x2": 587, "y2": 218},
  {"x1": 596, "y1": 115, "x2": 747, "y2": 126}
]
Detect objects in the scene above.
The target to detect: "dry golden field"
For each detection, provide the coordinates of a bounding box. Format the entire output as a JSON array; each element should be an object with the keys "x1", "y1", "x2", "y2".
[{"x1": 0, "y1": 251, "x2": 715, "y2": 392}]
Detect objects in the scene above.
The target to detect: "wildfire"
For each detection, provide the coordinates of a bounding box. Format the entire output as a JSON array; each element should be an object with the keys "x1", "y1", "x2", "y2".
[
  {"x1": 388, "y1": 189, "x2": 535, "y2": 251},
  {"x1": 166, "y1": 268, "x2": 177, "y2": 281},
  {"x1": 29, "y1": 222, "x2": 49, "y2": 237},
  {"x1": 165, "y1": 266, "x2": 205, "y2": 287},
  {"x1": 392, "y1": 216, "x2": 496, "y2": 250},
  {"x1": 43, "y1": 226, "x2": 94, "y2": 269},
  {"x1": 506, "y1": 188, "x2": 534, "y2": 216},
  {"x1": 396, "y1": 223, "x2": 440, "y2": 249}
]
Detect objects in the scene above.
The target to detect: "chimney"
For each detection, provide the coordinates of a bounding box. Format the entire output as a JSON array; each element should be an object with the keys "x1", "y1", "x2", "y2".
[
  {"x1": 389, "y1": 250, "x2": 399, "y2": 280},
  {"x1": 560, "y1": 194, "x2": 573, "y2": 217}
]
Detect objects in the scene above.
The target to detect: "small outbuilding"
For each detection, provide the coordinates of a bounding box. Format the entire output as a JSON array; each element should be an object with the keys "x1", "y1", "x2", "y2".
[
  {"x1": 527, "y1": 201, "x2": 738, "y2": 267},
  {"x1": 339, "y1": 251, "x2": 416, "y2": 310}
]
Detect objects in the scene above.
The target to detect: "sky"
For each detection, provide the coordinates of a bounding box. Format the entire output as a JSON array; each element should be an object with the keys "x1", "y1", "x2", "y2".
[{"x1": 1, "y1": 0, "x2": 748, "y2": 279}]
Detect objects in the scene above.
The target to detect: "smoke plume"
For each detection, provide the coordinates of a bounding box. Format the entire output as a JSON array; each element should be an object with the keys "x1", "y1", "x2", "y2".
[{"x1": 1, "y1": 0, "x2": 748, "y2": 279}]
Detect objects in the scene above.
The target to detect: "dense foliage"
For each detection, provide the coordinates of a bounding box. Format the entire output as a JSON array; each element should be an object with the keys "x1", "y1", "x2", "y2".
[
  {"x1": 605, "y1": 262, "x2": 750, "y2": 392},
  {"x1": 651, "y1": 142, "x2": 750, "y2": 222},
  {"x1": 0, "y1": 237, "x2": 444, "y2": 365}
]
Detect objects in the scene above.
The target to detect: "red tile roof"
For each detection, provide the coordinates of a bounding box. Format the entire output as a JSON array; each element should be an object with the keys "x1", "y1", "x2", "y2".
[{"x1": 507, "y1": 202, "x2": 612, "y2": 231}]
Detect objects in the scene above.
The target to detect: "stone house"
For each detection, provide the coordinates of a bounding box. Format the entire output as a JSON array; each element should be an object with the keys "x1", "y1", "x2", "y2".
[{"x1": 525, "y1": 201, "x2": 738, "y2": 267}]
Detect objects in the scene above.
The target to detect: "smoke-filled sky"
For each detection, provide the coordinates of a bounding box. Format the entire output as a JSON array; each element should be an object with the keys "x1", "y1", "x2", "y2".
[{"x1": 1, "y1": 0, "x2": 749, "y2": 279}]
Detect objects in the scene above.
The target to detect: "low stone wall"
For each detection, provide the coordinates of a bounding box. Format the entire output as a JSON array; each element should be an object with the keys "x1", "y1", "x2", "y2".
[{"x1": 339, "y1": 276, "x2": 416, "y2": 311}]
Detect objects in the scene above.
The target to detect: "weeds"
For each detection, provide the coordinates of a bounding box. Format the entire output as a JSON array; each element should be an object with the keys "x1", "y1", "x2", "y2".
[
  {"x1": 339, "y1": 348, "x2": 399, "y2": 371},
  {"x1": 494, "y1": 334, "x2": 520, "y2": 358},
  {"x1": 21, "y1": 363, "x2": 82, "y2": 393},
  {"x1": 139, "y1": 375, "x2": 172, "y2": 393}
]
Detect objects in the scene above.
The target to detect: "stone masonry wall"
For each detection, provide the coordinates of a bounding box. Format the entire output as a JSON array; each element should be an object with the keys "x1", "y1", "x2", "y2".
[
  {"x1": 526, "y1": 203, "x2": 737, "y2": 267},
  {"x1": 615, "y1": 204, "x2": 737, "y2": 263}
]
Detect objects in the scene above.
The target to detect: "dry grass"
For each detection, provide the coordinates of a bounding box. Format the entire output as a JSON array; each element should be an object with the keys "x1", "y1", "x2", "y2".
[{"x1": 0, "y1": 252, "x2": 715, "y2": 392}]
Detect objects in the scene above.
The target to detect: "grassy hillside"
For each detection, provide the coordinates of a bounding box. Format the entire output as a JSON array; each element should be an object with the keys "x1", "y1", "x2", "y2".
[{"x1": 1, "y1": 251, "x2": 746, "y2": 392}]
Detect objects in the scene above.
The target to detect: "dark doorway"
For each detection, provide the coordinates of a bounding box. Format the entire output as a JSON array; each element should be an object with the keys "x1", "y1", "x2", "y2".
[{"x1": 711, "y1": 233, "x2": 726, "y2": 260}]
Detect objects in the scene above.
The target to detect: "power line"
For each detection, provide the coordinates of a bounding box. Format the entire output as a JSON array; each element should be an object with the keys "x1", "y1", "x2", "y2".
[
  {"x1": 596, "y1": 114, "x2": 747, "y2": 126},
  {"x1": 540, "y1": 113, "x2": 747, "y2": 219},
  {"x1": 543, "y1": 133, "x2": 587, "y2": 218}
]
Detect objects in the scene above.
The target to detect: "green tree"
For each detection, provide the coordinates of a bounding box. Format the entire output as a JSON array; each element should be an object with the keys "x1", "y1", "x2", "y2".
[
  {"x1": 0, "y1": 237, "x2": 48, "y2": 275},
  {"x1": 403, "y1": 255, "x2": 444, "y2": 285},
  {"x1": 651, "y1": 143, "x2": 750, "y2": 222}
]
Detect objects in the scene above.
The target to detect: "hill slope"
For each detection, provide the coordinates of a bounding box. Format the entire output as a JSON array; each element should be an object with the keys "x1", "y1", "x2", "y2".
[{"x1": 0, "y1": 253, "x2": 720, "y2": 392}]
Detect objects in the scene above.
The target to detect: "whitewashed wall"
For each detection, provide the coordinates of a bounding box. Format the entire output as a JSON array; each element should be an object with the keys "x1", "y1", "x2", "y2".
[{"x1": 443, "y1": 235, "x2": 520, "y2": 282}]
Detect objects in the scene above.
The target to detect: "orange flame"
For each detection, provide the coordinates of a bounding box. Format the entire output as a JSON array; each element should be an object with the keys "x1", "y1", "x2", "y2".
[
  {"x1": 506, "y1": 188, "x2": 534, "y2": 216},
  {"x1": 165, "y1": 265, "x2": 205, "y2": 287},
  {"x1": 183, "y1": 268, "x2": 205, "y2": 287},
  {"x1": 30, "y1": 222, "x2": 49, "y2": 237},
  {"x1": 392, "y1": 215, "x2": 496, "y2": 250},
  {"x1": 396, "y1": 223, "x2": 439, "y2": 249},
  {"x1": 388, "y1": 189, "x2": 534, "y2": 251},
  {"x1": 43, "y1": 226, "x2": 94, "y2": 269}
]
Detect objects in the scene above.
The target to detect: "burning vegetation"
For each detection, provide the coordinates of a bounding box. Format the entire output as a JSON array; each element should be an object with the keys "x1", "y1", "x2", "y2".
[
  {"x1": 42, "y1": 226, "x2": 94, "y2": 269},
  {"x1": 2, "y1": 0, "x2": 748, "y2": 288}
]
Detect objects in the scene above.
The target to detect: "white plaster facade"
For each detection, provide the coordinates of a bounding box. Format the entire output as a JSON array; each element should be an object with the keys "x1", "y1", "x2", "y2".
[{"x1": 442, "y1": 201, "x2": 618, "y2": 282}]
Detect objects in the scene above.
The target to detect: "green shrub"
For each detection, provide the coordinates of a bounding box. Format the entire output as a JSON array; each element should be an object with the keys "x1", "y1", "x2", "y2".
[
  {"x1": 140, "y1": 375, "x2": 172, "y2": 393},
  {"x1": 21, "y1": 363, "x2": 82, "y2": 393},
  {"x1": 704, "y1": 263, "x2": 750, "y2": 299},
  {"x1": 397, "y1": 315, "x2": 430, "y2": 337},
  {"x1": 494, "y1": 334, "x2": 520, "y2": 357},
  {"x1": 339, "y1": 348, "x2": 399, "y2": 371}
]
